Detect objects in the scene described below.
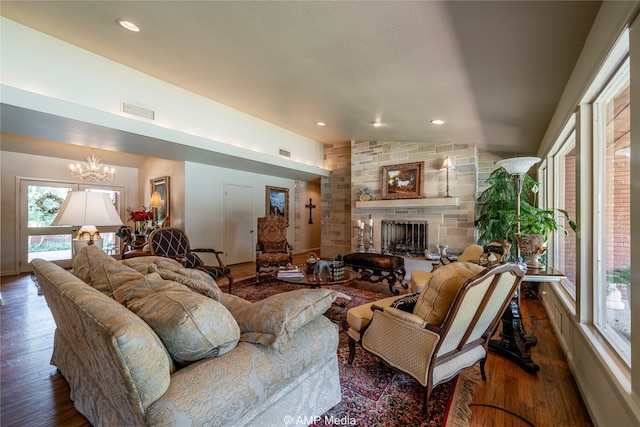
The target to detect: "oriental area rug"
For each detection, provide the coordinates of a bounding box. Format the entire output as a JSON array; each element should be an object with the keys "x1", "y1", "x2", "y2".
[{"x1": 231, "y1": 276, "x2": 479, "y2": 427}]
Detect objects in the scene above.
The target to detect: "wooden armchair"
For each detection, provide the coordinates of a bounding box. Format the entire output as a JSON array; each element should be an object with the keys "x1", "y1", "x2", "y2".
[
  {"x1": 148, "y1": 227, "x2": 233, "y2": 292},
  {"x1": 347, "y1": 262, "x2": 524, "y2": 415},
  {"x1": 255, "y1": 215, "x2": 293, "y2": 283}
]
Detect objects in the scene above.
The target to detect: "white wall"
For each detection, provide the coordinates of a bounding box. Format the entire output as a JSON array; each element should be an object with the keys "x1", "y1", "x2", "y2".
[
  {"x1": 0, "y1": 17, "x2": 327, "y2": 174},
  {"x1": 183, "y1": 162, "x2": 298, "y2": 265},
  {"x1": 138, "y1": 158, "x2": 186, "y2": 228}
]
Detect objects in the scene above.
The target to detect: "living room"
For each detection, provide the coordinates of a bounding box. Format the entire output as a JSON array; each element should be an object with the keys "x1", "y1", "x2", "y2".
[{"x1": 1, "y1": 2, "x2": 640, "y2": 426}]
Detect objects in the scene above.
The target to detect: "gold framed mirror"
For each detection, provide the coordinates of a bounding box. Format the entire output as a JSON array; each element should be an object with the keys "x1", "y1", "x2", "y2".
[{"x1": 150, "y1": 176, "x2": 170, "y2": 226}]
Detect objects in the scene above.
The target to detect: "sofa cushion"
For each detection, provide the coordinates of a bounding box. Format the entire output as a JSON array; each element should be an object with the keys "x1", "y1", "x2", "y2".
[
  {"x1": 413, "y1": 262, "x2": 484, "y2": 326},
  {"x1": 117, "y1": 277, "x2": 239, "y2": 363},
  {"x1": 82, "y1": 245, "x2": 142, "y2": 298},
  {"x1": 156, "y1": 269, "x2": 225, "y2": 303},
  {"x1": 123, "y1": 257, "x2": 225, "y2": 304},
  {"x1": 122, "y1": 256, "x2": 186, "y2": 273},
  {"x1": 111, "y1": 269, "x2": 240, "y2": 363},
  {"x1": 71, "y1": 245, "x2": 92, "y2": 283},
  {"x1": 83, "y1": 246, "x2": 240, "y2": 363},
  {"x1": 231, "y1": 289, "x2": 349, "y2": 352}
]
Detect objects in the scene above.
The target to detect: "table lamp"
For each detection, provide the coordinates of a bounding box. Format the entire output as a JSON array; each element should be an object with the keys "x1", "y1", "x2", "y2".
[
  {"x1": 52, "y1": 190, "x2": 124, "y2": 257},
  {"x1": 149, "y1": 191, "x2": 163, "y2": 227},
  {"x1": 440, "y1": 157, "x2": 455, "y2": 198}
]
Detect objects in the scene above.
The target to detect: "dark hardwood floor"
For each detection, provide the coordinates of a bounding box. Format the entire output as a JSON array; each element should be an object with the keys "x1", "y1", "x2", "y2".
[{"x1": 1, "y1": 255, "x2": 592, "y2": 426}]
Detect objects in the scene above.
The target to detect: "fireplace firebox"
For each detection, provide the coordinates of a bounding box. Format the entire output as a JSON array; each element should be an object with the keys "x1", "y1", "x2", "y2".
[{"x1": 381, "y1": 220, "x2": 428, "y2": 256}]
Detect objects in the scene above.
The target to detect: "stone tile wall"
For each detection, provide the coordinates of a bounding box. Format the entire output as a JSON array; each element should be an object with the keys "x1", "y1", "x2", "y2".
[{"x1": 321, "y1": 141, "x2": 507, "y2": 257}]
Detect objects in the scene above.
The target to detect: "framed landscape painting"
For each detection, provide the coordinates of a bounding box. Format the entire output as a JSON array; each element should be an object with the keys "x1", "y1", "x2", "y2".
[
  {"x1": 265, "y1": 185, "x2": 289, "y2": 226},
  {"x1": 381, "y1": 161, "x2": 424, "y2": 200}
]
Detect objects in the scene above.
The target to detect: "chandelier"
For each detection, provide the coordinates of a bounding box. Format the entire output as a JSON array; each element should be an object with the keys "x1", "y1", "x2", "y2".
[{"x1": 69, "y1": 155, "x2": 115, "y2": 182}]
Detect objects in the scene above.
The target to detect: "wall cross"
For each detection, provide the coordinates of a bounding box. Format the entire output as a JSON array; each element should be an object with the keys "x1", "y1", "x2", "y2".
[{"x1": 305, "y1": 198, "x2": 316, "y2": 224}]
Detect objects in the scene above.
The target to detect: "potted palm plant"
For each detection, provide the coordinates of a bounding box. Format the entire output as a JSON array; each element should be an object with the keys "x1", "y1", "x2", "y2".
[{"x1": 475, "y1": 167, "x2": 576, "y2": 266}]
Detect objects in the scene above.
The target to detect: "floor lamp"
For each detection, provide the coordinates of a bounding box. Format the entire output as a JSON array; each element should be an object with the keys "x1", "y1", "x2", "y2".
[
  {"x1": 52, "y1": 190, "x2": 124, "y2": 258},
  {"x1": 496, "y1": 156, "x2": 541, "y2": 267},
  {"x1": 490, "y1": 156, "x2": 541, "y2": 373}
]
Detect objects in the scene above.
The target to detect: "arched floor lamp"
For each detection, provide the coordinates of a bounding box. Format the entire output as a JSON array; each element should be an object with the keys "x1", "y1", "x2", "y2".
[{"x1": 489, "y1": 156, "x2": 541, "y2": 373}]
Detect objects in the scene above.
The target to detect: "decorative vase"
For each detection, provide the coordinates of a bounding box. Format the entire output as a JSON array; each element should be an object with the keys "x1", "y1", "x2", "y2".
[
  {"x1": 516, "y1": 233, "x2": 547, "y2": 269},
  {"x1": 332, "y1": 261, "x2": 345, "y2": 281},
  {"x1": 359, "y1": 194, "x2": 371, "y2": 201}
]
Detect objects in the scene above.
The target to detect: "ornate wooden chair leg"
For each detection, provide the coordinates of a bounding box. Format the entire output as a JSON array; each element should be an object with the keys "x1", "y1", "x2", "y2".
[
  {"x1": 480, "y1": 358, "x2": 487, "y2": 380},
  {"x1": 348, "y1": 337, "x2": 356, "y2": 364},
  {"x1": 424, "y1": 386, "x2": 433, "y2": 417},
  {"x1": 227, "y1": 275, "x2": 233, "y2": 294}
]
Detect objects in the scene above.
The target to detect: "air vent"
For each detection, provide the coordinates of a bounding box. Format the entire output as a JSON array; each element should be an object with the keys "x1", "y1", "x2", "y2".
[
  {"x1": 122, "y1": 102, "x2": 155, "y2": 120},
  {"x1": 279, "y1": 148, "x2": 291, "y2": 158}
]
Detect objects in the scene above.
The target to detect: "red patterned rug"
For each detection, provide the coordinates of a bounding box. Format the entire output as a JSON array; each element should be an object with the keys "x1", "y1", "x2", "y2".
[{"x1": 231, "y1": 276, "x2": 479, "y2": 427}]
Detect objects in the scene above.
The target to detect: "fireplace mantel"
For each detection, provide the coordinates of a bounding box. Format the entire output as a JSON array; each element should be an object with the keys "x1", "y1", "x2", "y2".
[{"x1": 355, "y1": 197, "x2": 459, "y2": 209}]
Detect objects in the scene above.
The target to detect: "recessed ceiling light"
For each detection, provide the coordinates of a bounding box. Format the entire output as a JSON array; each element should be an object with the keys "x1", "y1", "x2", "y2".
[
  {"x1": 431, "y1": 119, "x2": 445, "y2": 125},
  {"x1": 117, "y1": 19, "x2": 140, "y2": 32},
  {"x1": 316, "y1": 122, "x2": 326, "y2": 126},
  {"x1": 372, "y1": 121, "x2": 382, "y2": 127}
]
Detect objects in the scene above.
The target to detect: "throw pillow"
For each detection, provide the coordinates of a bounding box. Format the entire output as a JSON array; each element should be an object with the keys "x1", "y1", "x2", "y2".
[
  {"x1": 84, "y1": 244, "x2": 142, "y2": 297},
  {"x1": 71, "y1": 245, "x2": 92, "y2": 283},
  {"x1": 156, "y1": 269, "x2": 225, "y2": 304},
  {"x1": 413, "y1": 262, "x2": 484, "y2": 326},
  {"x1": 390, "y1": 293, "x2": 420, "y2": 313},
  {"x1": 231, "y1": 289, "x2": 350, "y2": 352},
  {"x1": 110, "y1": 266, "x2": 239, "y2": 364}
]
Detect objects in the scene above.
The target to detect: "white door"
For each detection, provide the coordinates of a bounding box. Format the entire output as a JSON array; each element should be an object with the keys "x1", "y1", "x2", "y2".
[{"x1": 224, "y1": 184, "x2": 254, "y2": 265}]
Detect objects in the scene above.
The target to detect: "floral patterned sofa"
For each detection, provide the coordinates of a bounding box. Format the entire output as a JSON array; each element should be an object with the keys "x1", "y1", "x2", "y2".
[{"x1": 31, "y1": 245, "x2": 342, "y2": 426}]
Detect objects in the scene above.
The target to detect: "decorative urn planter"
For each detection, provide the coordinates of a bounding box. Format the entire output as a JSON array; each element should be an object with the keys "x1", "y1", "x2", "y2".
[
  {"x1": 331, "y1": 257, "x2": 345, "y2": 281},
  {"x1": 516, "y1": 233, "x2": 547, "y2": 269}
]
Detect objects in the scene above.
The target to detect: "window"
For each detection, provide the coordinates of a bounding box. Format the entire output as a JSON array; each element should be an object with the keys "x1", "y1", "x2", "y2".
[
  {"x1": 593, "y1": 57, "x2": 630, "y2": 361},
  {"x1": 21, "y1": 180, "x2": 125, "y2": 271},
  {"x1": 556, "y1": 135, "x2": 577, "y2": 297}
]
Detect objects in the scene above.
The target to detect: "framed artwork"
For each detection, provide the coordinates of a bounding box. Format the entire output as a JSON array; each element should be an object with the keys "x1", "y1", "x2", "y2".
[
  {"x1": 265, "y1": 185, "x2": 289, "y2": 226},
  {"x1": 381, "y1": 161, "x2": 424, "y2": 200},
  {"x1": 150, "y1": 176, "x2": 170, "y2": 225}
]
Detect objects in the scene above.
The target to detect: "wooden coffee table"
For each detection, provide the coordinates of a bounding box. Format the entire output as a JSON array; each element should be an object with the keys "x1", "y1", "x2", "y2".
[{"x1": 274, "y1": 268, "x2": 358, "y2": 288}]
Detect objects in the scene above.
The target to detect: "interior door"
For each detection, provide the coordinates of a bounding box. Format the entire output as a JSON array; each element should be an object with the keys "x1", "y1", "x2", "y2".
[{"x1": 224, "y1": 184, "x2": 254, "y2": 265}]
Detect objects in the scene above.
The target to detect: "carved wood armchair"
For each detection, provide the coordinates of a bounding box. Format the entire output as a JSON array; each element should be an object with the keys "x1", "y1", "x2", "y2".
[{"x1": 255, "y1": 215, "x2": 293, "y2": 283}]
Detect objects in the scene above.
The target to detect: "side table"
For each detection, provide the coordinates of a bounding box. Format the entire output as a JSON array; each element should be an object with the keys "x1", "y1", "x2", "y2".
[
  {"x1": 122, "y1": 234, "x2": 150, "y2": 259},
  {"x1": 489, "y1": 267, "x2": 566, "y2": 373}
]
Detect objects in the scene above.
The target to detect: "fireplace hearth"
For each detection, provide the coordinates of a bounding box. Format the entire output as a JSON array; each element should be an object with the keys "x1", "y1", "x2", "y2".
[{"x1": 381, "y1": 220, "x2": 428, "y2": 256}]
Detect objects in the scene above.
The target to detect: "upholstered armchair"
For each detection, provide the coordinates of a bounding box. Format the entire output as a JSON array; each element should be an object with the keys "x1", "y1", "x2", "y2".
[
  {"x1": 148, "y1": 227, "x2": 233, "y2": 292},
  {"x1": 347, "y1": 262, "x2": 524, "y2": 415},
  {"x1": 255, "y1": 215, "x2": 293, "y2": 283}
]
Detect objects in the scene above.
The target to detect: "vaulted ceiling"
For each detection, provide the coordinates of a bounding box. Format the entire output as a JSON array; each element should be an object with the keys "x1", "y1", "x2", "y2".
[{"x1": 1, "y1": 1, "x2": 601, "y2": 157}]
